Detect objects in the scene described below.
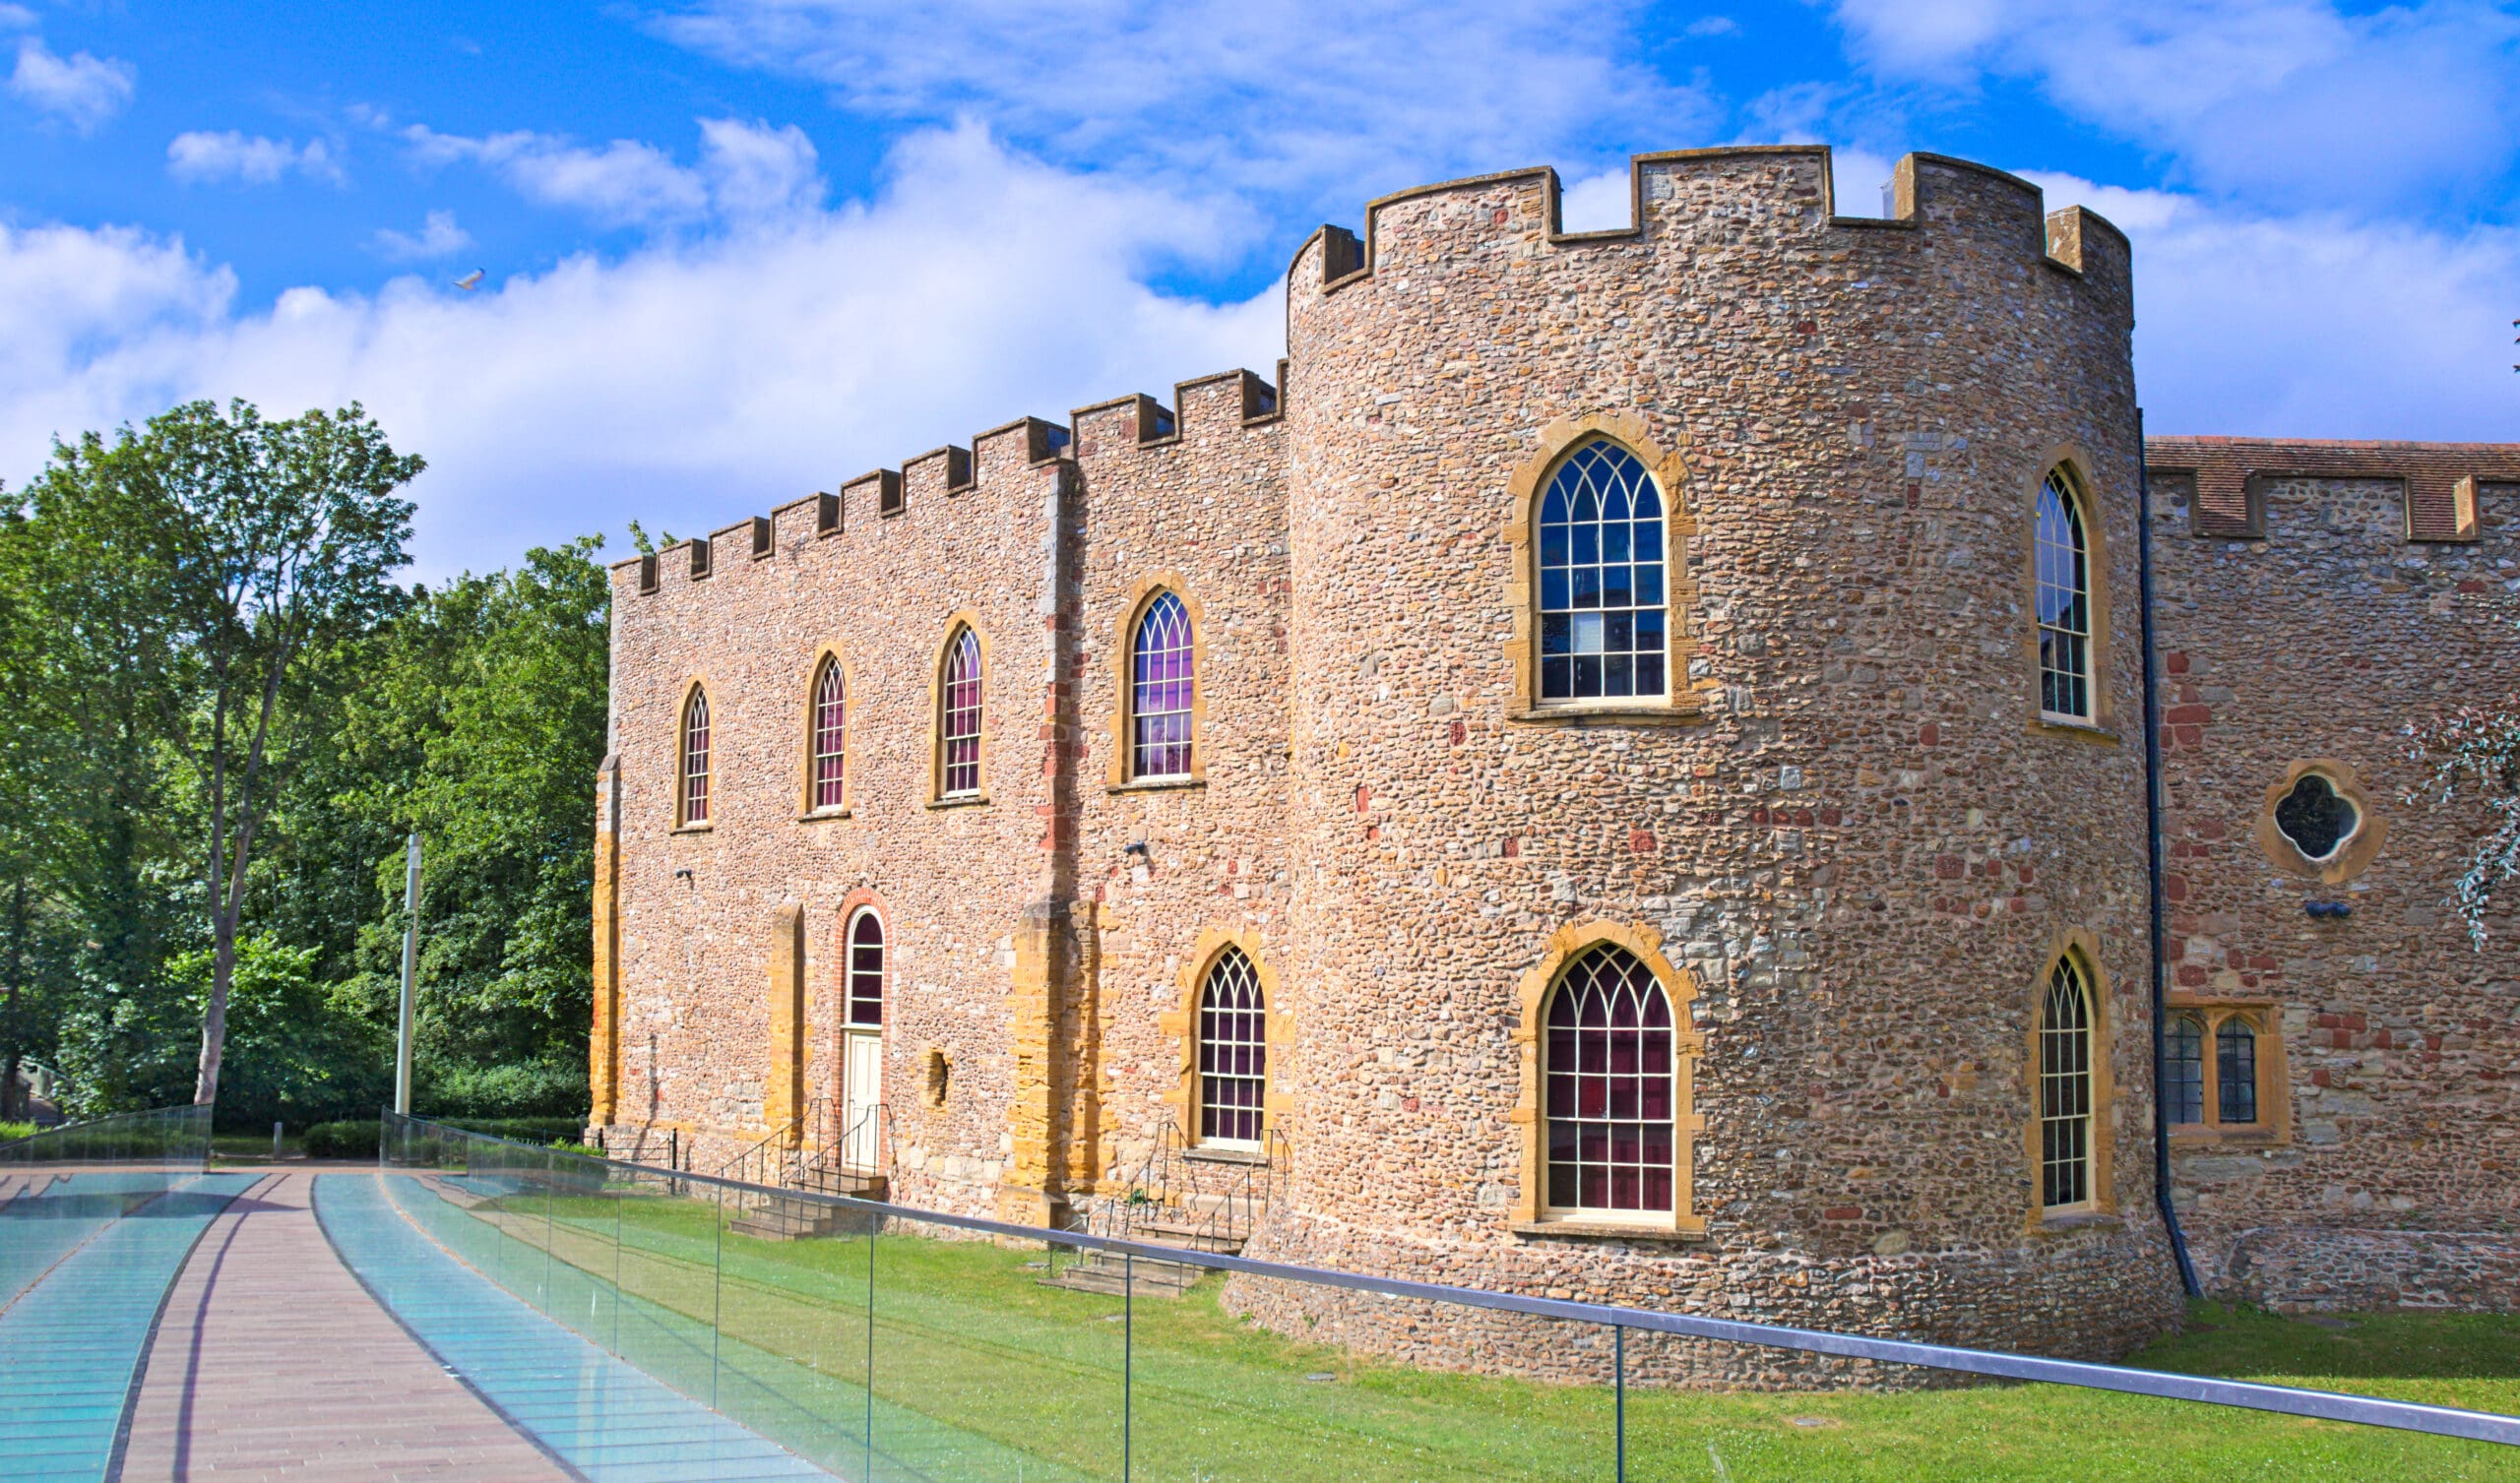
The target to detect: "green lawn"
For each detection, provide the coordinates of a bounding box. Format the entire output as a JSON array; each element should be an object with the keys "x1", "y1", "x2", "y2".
[{"x1": 428, "y1": 1177, "x2": 2520, "y2": 1482}]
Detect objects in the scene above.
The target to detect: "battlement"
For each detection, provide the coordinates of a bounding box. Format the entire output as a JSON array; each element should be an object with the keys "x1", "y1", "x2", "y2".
[
  {"x1": 610, "y1": 364, "x2": 1284, "y2": 593},
  {"x1": 2146, "y1": 436, "x2": 2520, "y2": 544},
  {"x1": 1286, "y1": 146, "x2": 2129, "y2": 307}
]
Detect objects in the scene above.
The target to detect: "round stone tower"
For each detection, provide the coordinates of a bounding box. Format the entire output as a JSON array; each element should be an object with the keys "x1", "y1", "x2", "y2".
[{"x1": 1248, "y1": 146, "x2": 2184, "y2": 1382}]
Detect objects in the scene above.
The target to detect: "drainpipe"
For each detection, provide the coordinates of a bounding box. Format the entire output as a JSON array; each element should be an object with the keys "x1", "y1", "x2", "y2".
[{"x1": 2137, "y1": 408, "x2": 2202, "y2": 1297}]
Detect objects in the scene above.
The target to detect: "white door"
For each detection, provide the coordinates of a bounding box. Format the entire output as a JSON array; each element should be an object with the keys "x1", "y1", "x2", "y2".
[{"x1": 841, "y1": 1030, "x2": 882, "y2": 1173}]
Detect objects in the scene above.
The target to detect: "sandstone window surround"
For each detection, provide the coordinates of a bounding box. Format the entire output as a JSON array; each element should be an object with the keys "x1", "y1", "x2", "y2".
[
  {"x1": 1159, "y1": 929, "x2": 1294, "y2": 1153},
  {"x1": 1501, "y1": 414, "x2": 1704, "y2": 729},
  {"x1": 798, "y1": 646, "x2": 851, "y2": 819},
  {"x1": 676, "y1": 680, "x2": 713, "y2": 831},
  {"x1": 1509, "y1": 922, "x2": 1705, "y2": 1241},
  {"x1": 2255, "y1": 760, "x2": 2387, "y2": 885},
  {"x1": 926, "y1": 615, "x2": 991, "y2": 807},
  {"x1": 2167, "y1": 999, "x2": 2291, "y2": 1146},
  {"x1": 1106, "y1": 576, "x2": 1207, "y2": 791},
  {"x1": 2027, "y1": 932, "x2": 2118, "y2": 1230}
]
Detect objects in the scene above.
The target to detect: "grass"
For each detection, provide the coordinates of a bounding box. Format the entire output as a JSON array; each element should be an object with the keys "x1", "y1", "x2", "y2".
[
  {"x1": 419, "y1": 1179, "x2": 2520, "y2": 1482},
  {"x1": 209, "y1": 1130, "x2": 303, "y2": 1160}
]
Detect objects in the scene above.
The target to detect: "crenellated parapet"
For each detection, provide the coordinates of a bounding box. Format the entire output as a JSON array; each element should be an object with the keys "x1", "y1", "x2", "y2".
[
  {"x1": 2146, "y1": 435, "x2": 2520, "y2": 544},
  {"x1": 1285, "y1": 146, "x2": 2130, "y2": 321},
  {"x1": 609, "y1": 364, "x2": 1285, "y2": 596}
]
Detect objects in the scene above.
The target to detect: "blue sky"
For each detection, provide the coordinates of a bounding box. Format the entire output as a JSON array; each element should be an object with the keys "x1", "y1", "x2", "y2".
[{"x1": 4, "y1": 0, "x2": 2515, "y2": 577}]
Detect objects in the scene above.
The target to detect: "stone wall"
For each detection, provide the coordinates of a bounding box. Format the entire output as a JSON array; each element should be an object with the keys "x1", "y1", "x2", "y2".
[
  {"x1": 1258, "y1": 146, "x2": 2185, "y2": 1373},
  {"x1": 2147, "y1": 441, "x2": 2520, "y2": 1310}
]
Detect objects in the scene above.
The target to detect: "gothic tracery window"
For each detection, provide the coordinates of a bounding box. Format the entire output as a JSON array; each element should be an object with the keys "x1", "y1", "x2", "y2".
[
  {"x1": 2036, "y1": 467, "x2": 2093, "y2": 721},
  {"x1": 2039, "y1": 957, "x2": 2095, "y2": 1211},
  {"x1": 940, "y1": 627, "x2": 983, "y2": 797},
  {"x1": 1538, "y1": 440, "x2": 1668, "y2": 705},
  {"x1": 1198, "y1": 946, "x2": 1266, "y2": 1146},
  {"x1": 1131, "y1": 590, "x2": 1195, "y2": 779},
  {"x1": 810, "y1": 656, "x2": 846, "y2": 811},
  {"x1": 680, "y1": 686, "x2": 711, "y2": 826},
  {"x1": 1543, "y1": 944, "x2": 1675, "y2": 1217}
]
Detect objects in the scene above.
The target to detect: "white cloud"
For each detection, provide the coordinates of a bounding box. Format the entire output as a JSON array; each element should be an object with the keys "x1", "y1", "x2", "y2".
[
  {"x1": 0, "y1": 7, "x2": 37, "y2": 31},
  {"x1": 0, "y1": 125, "x2": 1279, "y2": 580},
  {"x1": 650, "y1": 0, "x2": 1716, "y2": 217},
  {"x1": 8, "y1": 36, "x2": 134, "y2": 132},
  {"x1": 1831, "y1": 1, "x2": 2520, "y2": 208},
  {"x1": 166, "y1": 131, "x2": 346, "y2": 186},
  {"x1": 1684, "y1": 16, "x2": 1738, "y2": 37},
  {"x1": 2029, "y1": 171, "x2": 2520, "y2": 439},
  {"x1": 370, "y1": 210, "x2": 473, "y2": 263},
  {"x1": 400, "y1": 117, "x2": 821, "y2": 229}
]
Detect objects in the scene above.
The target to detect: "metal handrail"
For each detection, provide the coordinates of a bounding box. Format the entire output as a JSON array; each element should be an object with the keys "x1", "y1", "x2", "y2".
[{"x1": 381, "y1": 1110, "x2": 2520, "y2": 1449}]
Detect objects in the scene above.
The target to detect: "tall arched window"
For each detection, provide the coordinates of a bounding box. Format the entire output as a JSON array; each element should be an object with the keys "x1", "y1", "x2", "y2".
[
  {"x1": 2035, "y1": 467, "x2": 2093, "y2": 720},
  {"x1": 1198, "y1": 945, "x2": 1266, "y2": 1146},
  {"x1": 2216, "y1": 1020, "x2": 2257, "y2": 1125},
  {"x1": 1538, "y1": 440, "x2": 1668, "y2": 704},
  {"x1": 810, "y1": 657, "x2": 846, "y2": 811},
  {"x1": 680, "y1": 686, "x2": 711, "y2": 826},
  {"x1": 2166, "y1": 1013, "x2": 2206, "y2": 1126},
  {"x1": 1544, "y1": 944, "x2": 1674, "y2": 1216},
  {"x1": 2039, "y1": 957, "x2": 2095, "y2": 1210},
  {"x1": 1131, "y1": 590, "x2": 1195, "y2": 779},
  {"x1": 847, "y1": 910, "x2": 884, "y2": 1027},
  {"x1": 940, "y1": 627, "x2": 983, "y2": 797}
]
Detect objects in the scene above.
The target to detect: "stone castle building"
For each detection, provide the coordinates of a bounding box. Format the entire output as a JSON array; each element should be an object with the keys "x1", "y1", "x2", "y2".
[{"x1": 588, "y1": 145, "x2": 2518, "y2": 1377}]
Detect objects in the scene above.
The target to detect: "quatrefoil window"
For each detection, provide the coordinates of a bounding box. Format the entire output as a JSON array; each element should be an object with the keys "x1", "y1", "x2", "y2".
[{"x1": 2273, "y1": 773, "x2": 2359, "y2": 862}]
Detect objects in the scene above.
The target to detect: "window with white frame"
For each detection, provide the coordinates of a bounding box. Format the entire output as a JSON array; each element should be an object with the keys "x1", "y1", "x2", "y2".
[
  {"x1": 1197, "y1": 946, "x2": 1266, "y2": 1146},
  {"x1": 940, "y1": 628, "x2": 983, "y2": 797},
  {"x1": 1537, "y1": 440, "x2": 1669, "y2": 705},
  {"x1": 680, "y1": 687, "x2": 711, "y2": 825},
  {"x1": 1131, "y1": 591, "x2": 1195, "y2": 779},
  {"x1": 2039, "y1": 957, "x2": 2095, "y2": 1210},
  {"x1": 810, "y1": 656, "x2": 846, "y2": 811},
  {"x1": 1543, "y1": 944, "x2": 1675, "y2": 1218},
  {"x1": 2035, "y1": 467, "x2": 2093, "y2": 720}
]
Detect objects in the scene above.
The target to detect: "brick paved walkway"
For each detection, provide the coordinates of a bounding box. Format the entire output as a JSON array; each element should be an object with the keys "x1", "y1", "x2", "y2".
[{"x1": 116, "y1": 1171, "x2": 568, "y2": 1482}]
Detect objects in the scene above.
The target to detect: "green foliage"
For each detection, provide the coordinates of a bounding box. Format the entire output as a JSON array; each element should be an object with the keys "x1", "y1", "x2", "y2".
[
  {"x1": 0, "y1": 398, "x2": 604, "y2": 1130},
  {"x1": 0, "y1": 1119, "x2": 33, "y2": 1143},
  {"x1": 301, "y1": 1119, "x2": 380, "y2": 1159}
]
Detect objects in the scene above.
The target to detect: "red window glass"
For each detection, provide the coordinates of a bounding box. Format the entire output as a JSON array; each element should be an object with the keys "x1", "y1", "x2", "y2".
[{"x1": 1544, "y1": 945, "x2": 1672, "y2": 1214}]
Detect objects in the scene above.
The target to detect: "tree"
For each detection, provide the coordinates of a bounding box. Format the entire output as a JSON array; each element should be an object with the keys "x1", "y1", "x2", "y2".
[
  {"x1": 22, "y1": 401, "x2": 421, "y2": 1108},
  {"x1": 2411, "y1": 679, "x2": 2520, "y2": 946}
]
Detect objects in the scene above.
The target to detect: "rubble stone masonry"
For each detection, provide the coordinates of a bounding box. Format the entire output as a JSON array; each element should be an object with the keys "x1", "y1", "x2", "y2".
[{"x1": 592, "y1": 143, "x2": 2517, "y2": 1386}]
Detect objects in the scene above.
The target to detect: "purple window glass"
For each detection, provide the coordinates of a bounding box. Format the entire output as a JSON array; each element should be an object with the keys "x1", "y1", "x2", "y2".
[
  {"x1": 1131, "y1": 591, "x2": 1195, "y2": 778},
  {"x1": 941, "y1": 628, "x2": 982, "y2": 796},
  {"x1": 848, "y1": 910, "x2": 883, "y2": 1027},
  {"x1": 681, "y1": 688, "x2": 711, "y2": 825},
  {"x1": 1198, "y1": 945, "x2": 1266, "y2": 1145},
  {"x1": 811, "y1": 658, "x2": 846, "y2": 810}
]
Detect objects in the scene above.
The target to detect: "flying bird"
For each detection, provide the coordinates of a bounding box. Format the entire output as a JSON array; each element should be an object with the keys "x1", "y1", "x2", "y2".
[{"x1": 453, "y1": 269, "x2": 484, "y2": 291}]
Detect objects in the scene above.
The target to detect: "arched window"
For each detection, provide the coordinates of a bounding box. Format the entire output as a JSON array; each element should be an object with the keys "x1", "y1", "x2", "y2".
[
  {"x1": 847, "y1": 910, "x2": 883, "y2": 1027},
  {"x1": 1543, "y1": 944, "x2": 1674, "y2": 1216},
  {"x1": 2166, "y1": 1013, "x2": 2206, "y2": 1126},
  {"x1": 2216, "y1": 1020, "x2": 2257, "y2": 1125},
  {"x1": 680, "y1": 686, "x2": 711, "y2": 825},
  {"x1": 810, "y1": 657, "x2": 846, "y2": 811},
  {"x1": 940, "y1": 627, "x2": 983, "y2": 797},
  {"x1": 2039, "y1": 958, "x2": 2095, "y2": 1210},
  {"x1": 1197, "y1": 945, "x2": 1266, "y2": 1146},
  {"x1": 1131, "y1": 590, "x2": 1195, "y2": 779},
  {"x1": 2035, "y1": 467, "x2": 2093, "y2": 720},
  {"x1": 1538, "y1": 440, "x2": 1667, "y2": 704}
]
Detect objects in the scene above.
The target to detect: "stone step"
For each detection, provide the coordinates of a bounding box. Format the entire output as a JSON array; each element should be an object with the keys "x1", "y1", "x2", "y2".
[
  {"x1": 1127, "y1": 1218, "x2": 1248, "y2": 1253},
  {"x1": 1038, "y1": 1255, "x2": 1206, "y2": 1297}
]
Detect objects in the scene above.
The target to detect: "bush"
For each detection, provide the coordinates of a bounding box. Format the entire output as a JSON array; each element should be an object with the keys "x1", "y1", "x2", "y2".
[
  {"x1": 301, "y1": 1120, "x2": 381, "y2": 1159},
  {"x1": 444, "y1": 1116, "x2": 588, "y2": 1144},
  {"x1": 414, "y1": 1061, "x2": 588, "y2": 1121},
  {"x1": 0, "y1": 1120, "x2": 33, "y2": 1143}
]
